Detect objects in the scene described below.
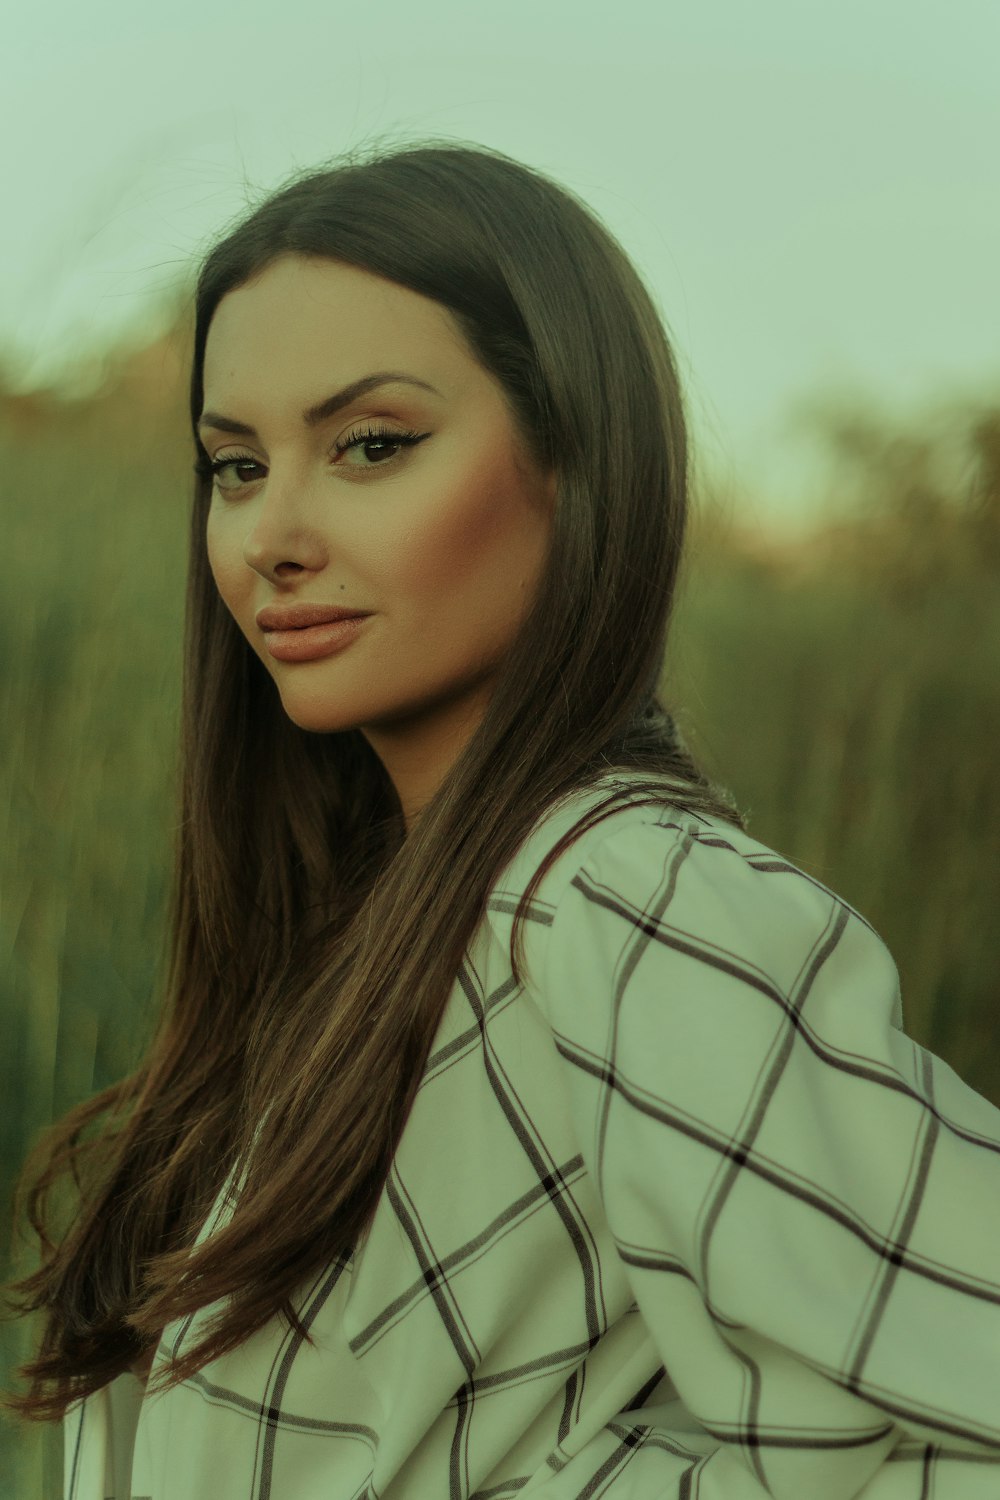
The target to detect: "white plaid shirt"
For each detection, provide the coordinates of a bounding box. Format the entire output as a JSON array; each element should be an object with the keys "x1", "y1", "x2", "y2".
[{"x1": 64, "y1": 776, "x2": 1000, "y2": 1498}]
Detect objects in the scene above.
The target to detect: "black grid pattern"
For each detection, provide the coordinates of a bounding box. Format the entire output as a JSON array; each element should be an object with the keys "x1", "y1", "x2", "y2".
[{"x1": 64, "y1": 779, "x2": 1000, "y2": 1498}]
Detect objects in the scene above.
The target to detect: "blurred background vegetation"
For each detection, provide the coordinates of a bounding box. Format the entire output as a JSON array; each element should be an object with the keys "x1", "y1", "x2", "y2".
[{"x1": 1, "y1": 299, "x2": 998, "y2": 1494}]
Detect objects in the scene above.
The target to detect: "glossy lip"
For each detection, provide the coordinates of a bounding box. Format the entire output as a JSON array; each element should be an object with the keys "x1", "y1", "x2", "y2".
[
  {"x1": 263, "y1": 613, "x2": 371, "y2": 663},
  {"x1": 256, "y1": 602, "x2": 372, "y2": 631}
]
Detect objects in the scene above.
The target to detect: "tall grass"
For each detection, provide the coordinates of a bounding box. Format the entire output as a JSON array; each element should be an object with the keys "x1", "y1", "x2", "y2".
[
  {"x1": 1, "y1": 361, "x2": 190, "y2": 1494},
  {"x1": 2, "y1": 333, "x2": 997, "y2": 1494}
]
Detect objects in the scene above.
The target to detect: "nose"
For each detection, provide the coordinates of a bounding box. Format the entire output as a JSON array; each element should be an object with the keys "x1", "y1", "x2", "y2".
[{"x1": 240, "y1": 463, "x2": 329, "y2": 577}]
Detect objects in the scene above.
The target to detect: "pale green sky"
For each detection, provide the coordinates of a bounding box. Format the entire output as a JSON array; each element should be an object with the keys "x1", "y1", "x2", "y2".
[{"x1": 4, "y1": 0, "x2": 998, "y2": 536}]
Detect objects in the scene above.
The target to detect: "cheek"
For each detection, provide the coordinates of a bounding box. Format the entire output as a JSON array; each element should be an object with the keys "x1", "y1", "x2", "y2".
[
  {"x1": 204, "y1": 512, "x2": 243, "y2": 611},
  {"x1": 387, "y1": 461, "x2": 546, "y2": 606}
]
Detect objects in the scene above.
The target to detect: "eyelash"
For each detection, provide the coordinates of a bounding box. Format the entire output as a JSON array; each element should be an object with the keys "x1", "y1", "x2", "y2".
[{"x1": 194, "y1": 422, "x2": 425, "y2": 489}]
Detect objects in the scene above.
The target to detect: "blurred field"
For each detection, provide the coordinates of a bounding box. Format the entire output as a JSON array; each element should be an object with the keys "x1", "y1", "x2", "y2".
[{"x1": 1, "y1": 319, "x2": 998, "y2": 1495}]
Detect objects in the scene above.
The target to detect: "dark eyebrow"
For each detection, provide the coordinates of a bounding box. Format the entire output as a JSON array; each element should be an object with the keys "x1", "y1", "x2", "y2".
[{"x1": 197, "y1": 371, "x2": 443, "y2": 436}]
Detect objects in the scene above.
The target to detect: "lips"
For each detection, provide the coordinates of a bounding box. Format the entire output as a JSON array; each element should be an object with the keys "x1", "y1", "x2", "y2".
[
  {"x1": 262, "y1": 612, "x2": 372, "y2": 663},
  {"x1": 256, "y1": 603, "x2": 372, "y2": 631}
]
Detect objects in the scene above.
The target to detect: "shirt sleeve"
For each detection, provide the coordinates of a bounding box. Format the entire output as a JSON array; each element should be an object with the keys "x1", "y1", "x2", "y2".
[{"x1": 536, "y1": 814, "x2": 1000, "y2": 1499}]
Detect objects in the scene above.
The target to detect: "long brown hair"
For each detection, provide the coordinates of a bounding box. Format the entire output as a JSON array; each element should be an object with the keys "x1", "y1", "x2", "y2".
[{"x1": 3, "y1": 134, "x2": 747, "y2": 1422}]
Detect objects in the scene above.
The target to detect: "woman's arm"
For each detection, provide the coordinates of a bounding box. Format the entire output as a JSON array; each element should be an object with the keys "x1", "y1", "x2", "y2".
[{"x1": 532, "y1": 813, "x2": 1000, "y2": 1497}]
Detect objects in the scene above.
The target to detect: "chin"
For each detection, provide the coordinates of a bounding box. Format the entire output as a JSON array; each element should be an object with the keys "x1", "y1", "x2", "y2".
[
  {"x1": 270, "y1": 686, "x2": 361, "y2": 735},
  {"x1": 281, "y1": 707, "x2": 361, "y2": 735}
]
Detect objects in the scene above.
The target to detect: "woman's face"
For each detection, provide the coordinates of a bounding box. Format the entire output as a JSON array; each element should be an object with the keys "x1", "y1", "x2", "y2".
[{"x1": 200, "y1": 253, "x2": 555, "y2": 822}]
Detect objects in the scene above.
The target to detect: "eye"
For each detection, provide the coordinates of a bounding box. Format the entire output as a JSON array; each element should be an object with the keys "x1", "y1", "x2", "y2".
[
  {"x1": 194, "y1": 423, "x2": 429, "y2": 492},
  {"x1": 333, "y1": 422, "x2": 426, "y2": 468},
  {"x1": 198, "y1": 450, "x2": 261, "y2": 491}
]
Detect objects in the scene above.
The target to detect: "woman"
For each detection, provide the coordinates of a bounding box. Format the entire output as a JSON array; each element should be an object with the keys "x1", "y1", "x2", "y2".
[{"x1": 5, "y1": 138, "x2": 999, "y2": 1499}]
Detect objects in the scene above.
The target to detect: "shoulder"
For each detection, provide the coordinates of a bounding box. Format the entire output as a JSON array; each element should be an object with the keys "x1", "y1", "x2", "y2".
[
  {"x1": 484, "y1": 779, "x2": 900, "y2": 1031},
  {"x1": 482, "y1": 774, "x2": 702, "y2": 933},
  {"x1": 533, "y1": 801, "x2": 904, "y2": 1041},
  {"x1": 556, "y1": 806, "x2": 875, "y2": 946},
  {"x1": 491, "y1": 771, "x2": 873, "y2": 938}
]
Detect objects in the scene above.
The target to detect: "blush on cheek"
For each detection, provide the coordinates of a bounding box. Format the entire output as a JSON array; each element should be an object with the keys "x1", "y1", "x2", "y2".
[{"x1": 404, "y1": 465, "x2": 533, "y2": 594}]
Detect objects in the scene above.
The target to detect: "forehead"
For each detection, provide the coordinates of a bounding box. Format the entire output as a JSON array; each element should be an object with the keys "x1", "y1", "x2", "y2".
[{"x1": 202, "y1": 255, "x2": 467, "y2": 388}]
